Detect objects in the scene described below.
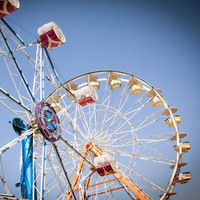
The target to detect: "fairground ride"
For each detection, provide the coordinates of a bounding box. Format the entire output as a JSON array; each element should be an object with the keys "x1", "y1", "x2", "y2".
[{"x1": 0, "y1": 1, "x2": 191, "y2": 200}]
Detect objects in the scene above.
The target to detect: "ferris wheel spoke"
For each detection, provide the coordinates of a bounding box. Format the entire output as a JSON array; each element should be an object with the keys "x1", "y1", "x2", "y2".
[
  {"x1": 109, "y1": 132, "x2": 174, "y2": 148},
  {"x1": 112, "y1": 100, "x2": 154, "y2": 136},
  {"x1": 59, "y1": 137, "x2": 94, "y2": 168},
  {"x1": 97, "y1": 82, "x2": 130, "y2": 137},
  {"x1": 111, "y1": 132, "x2": 175, "y2": 144},
  {"x1": 98, "y1": 94, "x2": 113, "y2": 137},
  {"x1": 59, "y1": 107, "x2": 88, "y2": 142},
  {"x1": 61, "y1": 127, "x2": 86, "y2": 144},
  {"x1": 116, "y1": 82, "x2": 130, "y2": 111},
  {"x1": 108, "y1": 138, "x2": 170, "y2": 150},
  {"x1": 99, "y1": 95, "x2": 150, "y2": 140},
  {"x1": 112, "y1": 148, "x2": 175, "y2": 165},
  {"x1": 119, "y1": 162, "x2": 166, "y2": 193},
  {"x1": 45, "y1": 157, "x2": 71, "y2": 196},
  {"x1": 106, "y1": 91, "x2": 132, "y2": 131},
  {"x1": 64, "y1": 105, "x2": 84, "y2": 134},
  {"x1": 100, "y1": 176, "x2": 116, "y2": 199},
  {"x1": 111, "y1": 91, "x2": 148, "y2": 125},
  {"x1": 94, "y1": 90, "x2": 113, "y2": 138},
  {"x1": 135, "y1": 111, "x2": 165, "y2": 131},
  {"x1": 116, "y1": 137, "x2": 172, "y2": 159},
  {"x1": 76, "y1": 105, "x2": 92, "y2": 139},
  {"x1": 88, "y1": 104, "x2": 100, "y2": 136},
  {"x1": 139, "y1": 141, "x2": 174, "y2": 162},
  {"x1": 95, "y1": 79, "x2": 110, "y2": 124},
  {"x1": 104, "y1": 109, "x2": 165, "y2": 143}
]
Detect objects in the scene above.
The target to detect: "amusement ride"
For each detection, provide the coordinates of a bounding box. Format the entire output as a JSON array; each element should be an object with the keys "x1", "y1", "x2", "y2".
[{"x1": 0, "y1": 1, "x2": 191, "y2": 200}]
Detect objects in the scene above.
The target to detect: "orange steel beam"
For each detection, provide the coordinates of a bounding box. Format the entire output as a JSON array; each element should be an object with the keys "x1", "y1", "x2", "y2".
[
  {"x1": 89, "y1": 143, "x2": 152, "y2": 200},
  {"x1": 66, "y1": 142, "x2": 93, "y2": 200},
  {"x1": 115, "y1": 172, "x2": 151, "y2": 200},
  {"x1": 87, "y1": 186, "x2": 124, "y2": 197},
  {"x1": 74, "y1": 175, "x2": 149, "y2": 200},
  {"x1": 66, "y1": 142, "x2": 151, "y2": 200},
  {"x1": 74, "y1": 177, "x2": 120, "y2": 192}
]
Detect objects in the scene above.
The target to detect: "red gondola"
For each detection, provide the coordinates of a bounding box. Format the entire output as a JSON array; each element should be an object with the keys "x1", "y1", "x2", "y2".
[
  {"x1": 38, "y1": 21, "x2": 66, "y2": 50},
  {"x1": 0, "y1": 0, "x2": 20, "y2": 18}
]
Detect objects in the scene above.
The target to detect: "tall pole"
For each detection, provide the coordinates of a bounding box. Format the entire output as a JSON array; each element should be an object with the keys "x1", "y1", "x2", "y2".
[{"x1": 39, "y1": 45, "x2": 47, "y2": 200}]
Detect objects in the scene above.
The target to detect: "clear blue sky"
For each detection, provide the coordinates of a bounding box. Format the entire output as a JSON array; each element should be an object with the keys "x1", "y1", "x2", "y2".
[{"x1": 0, "y1": 0, "x2": 199, "y2": 199}]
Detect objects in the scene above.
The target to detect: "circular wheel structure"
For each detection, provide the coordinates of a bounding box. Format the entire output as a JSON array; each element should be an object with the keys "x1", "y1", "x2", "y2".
[
  {"x1": 0, "y1": 4, "x2": 191, "y2": 200},
  {"x1": 43, "y1": 70, "x2": 188, "y2": 200}
]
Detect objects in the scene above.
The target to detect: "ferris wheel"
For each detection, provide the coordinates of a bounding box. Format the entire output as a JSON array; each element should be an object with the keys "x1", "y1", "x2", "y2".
[{"x1": 0, "y1": 1, "x2": 191, "y2": 200}]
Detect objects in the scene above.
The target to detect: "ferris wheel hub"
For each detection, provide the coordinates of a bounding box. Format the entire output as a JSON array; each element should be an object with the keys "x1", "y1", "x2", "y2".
[{"x1": 35, "y1": 101, "x2": 61, "y2": 142}]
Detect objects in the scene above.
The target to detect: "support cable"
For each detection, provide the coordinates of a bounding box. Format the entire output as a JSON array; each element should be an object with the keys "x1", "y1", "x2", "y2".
[
  {"x1": 43, "y1": 46, "x2": 76, "y2": 98},
  {"x1": 52, "y1": 144, "x2": 77, "y2": 200},
  {"x1": 0, "y1": 18, "x2": 25, "y2": 45},
  {"x1": 60, "y1": 137, "x2": 94, "y2": 168}
]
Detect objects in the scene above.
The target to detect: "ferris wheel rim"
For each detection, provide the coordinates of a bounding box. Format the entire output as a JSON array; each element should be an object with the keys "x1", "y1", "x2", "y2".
[{"x1": 44, "y1": 70, "x2": 182, "y2": 199}]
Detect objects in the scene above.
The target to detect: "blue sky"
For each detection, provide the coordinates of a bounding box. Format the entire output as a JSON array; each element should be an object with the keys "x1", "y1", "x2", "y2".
[{"x1": 0, "y1": 0, "x2": 199, "y2": 199}]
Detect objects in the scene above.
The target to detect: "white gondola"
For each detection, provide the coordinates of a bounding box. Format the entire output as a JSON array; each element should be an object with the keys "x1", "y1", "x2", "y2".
[
  {"x1": 170, "y1": 162, "x2": 187, "y2": 169},
  {"x1": 174, "y1": 142, "x2": 191, "y2": 153},
  {"x1": 109, "y1": 79, "x2": 122, "y2": 90},
  {"x1": 175, "y1": 172, "x2": 191, "y2": 184},
  {"x1": 75, "y1": 85, "x2": 98, "y2": 106},
  {"x1": 107, "y1": 73, "x2": 122, "y2": 90},
  {"x1": 48, "y1": 96, "x2": 62, "y2": 112},
  {"x1": 86, "y1": 75, "x2": 100, "y2": 90},
  {"x1": 147, "y1": 88, "x2": 162, "y2": 97},
  {"x1": 66, "y1": 83, "x2": 78, "y2": 100},
  {"x1": 162, "y1": 107, "x2": 178, "y2": 116},
  {"x1": 128, "y1": 77, "x2": 139, "y2": 86},
  {"x1": 89, "y1": 81, "x2": 100, "y2": 90},
  {"x1": 94, "y1": 153, "x2": 119, "y2": 177},
  {"x1": 38, "y1": 21, "x2": 66, "y2": 50},
  {"x1": 129, "y1": 84, "x2": 143, "y2": 95},
  {"x1": 0, "y1": 0, "x2": 20, "y2": 18},
  {"x1": 170, "y1": 132, "x2": 187, "y2": 141},
  {"x1": 165, "y1": 115, "x2": 181, "y2": 127},
  {"x1": 150, "y1": 96, "x2": 163, "y2": 107}
]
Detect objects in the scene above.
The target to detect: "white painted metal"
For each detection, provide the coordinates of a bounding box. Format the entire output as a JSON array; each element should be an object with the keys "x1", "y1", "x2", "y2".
[
  {"x1": 43, "y1": 70, "x2": 184, "y2": 199},
  {"x1": 0, "y1": 129, "x2": 35, "y2": 154},
  {"x1": 0, "y1": 17, "x2": 188, "y2": 199}
]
